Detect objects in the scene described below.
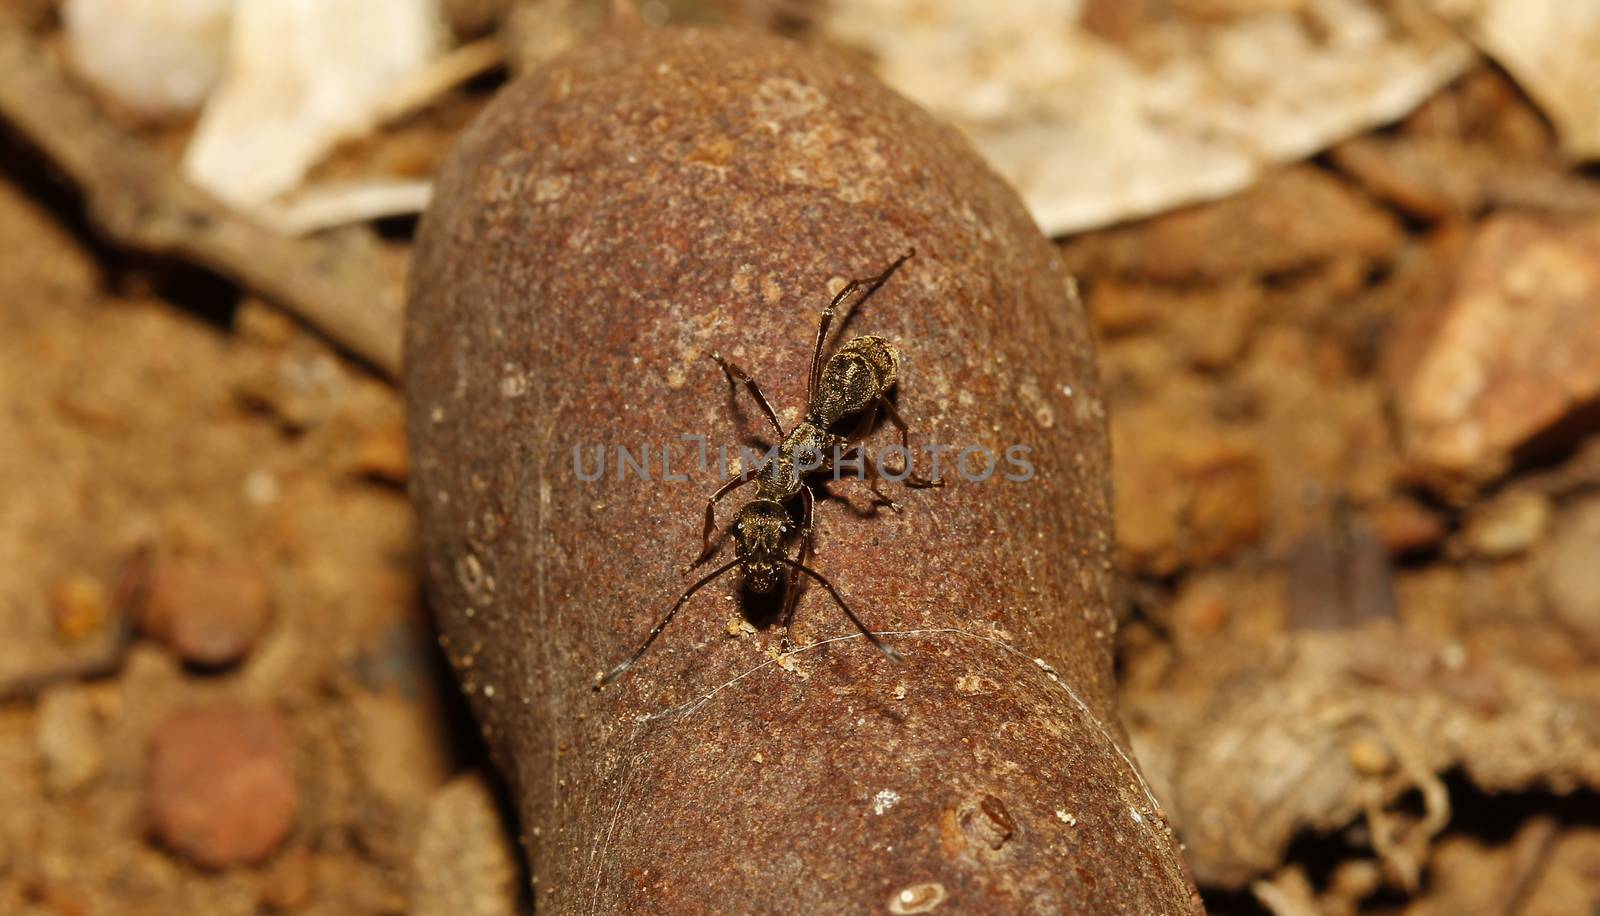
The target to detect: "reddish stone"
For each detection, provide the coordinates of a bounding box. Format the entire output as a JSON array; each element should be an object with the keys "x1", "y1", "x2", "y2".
[
  {"x1": 1395, "y1": 215, "x2": 1600, "y2": 495},
  {"x1": 138, "y1": 558, "x2": 272, "y2": 666},
  {"x1": 1112, "y1": 398, "x2": 1265, "y2": 575},
  {"x1": 1364, "y1": 496, "x2": 1447, "y2": 555},
  {"x1": 352, "y1": 425, "x2": 410, "y2": 483},
  {"x1": 147, "y1": 706, "x2": 298, "y2": 869},
  {"x1": 1061, "y1": 166, "x2": 1403, "y2": 283}
]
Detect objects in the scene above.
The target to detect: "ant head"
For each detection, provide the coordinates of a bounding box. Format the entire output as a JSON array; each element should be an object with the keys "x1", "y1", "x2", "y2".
[{"x1": 732, "y1": 499, "x2": 789, "y2": 593}]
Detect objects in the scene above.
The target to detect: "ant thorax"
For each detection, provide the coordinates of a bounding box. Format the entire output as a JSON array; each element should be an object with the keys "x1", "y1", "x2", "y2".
[{"x1": 756, "y1": 422, "x2": 838, "y2": 500}]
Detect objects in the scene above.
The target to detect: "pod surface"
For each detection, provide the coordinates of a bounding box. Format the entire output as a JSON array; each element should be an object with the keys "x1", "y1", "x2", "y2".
[{"x1": 407, "y1": 25, "x2": 1198, "y2": 913}]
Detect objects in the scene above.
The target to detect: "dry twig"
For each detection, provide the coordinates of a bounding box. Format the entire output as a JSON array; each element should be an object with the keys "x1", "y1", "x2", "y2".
[{"x1": 0, "y1": 22, "x2": 402, "y2": 377}]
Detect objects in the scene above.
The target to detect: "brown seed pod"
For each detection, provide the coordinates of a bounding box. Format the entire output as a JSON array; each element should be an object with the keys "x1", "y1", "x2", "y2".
[{"x1": 406, "y1": 25, "x2": 1200, "y2": 913}]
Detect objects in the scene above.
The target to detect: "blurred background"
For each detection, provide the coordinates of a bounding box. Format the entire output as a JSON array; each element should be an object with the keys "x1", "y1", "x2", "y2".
[{"x1": 1, "y1": 0, "x2": 1598, "y2": 913}]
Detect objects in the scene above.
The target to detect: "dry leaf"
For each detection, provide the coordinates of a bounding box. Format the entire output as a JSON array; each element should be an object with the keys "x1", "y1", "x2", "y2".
[
  {"x1": 1425, "y1": 0, "x2": 1600, "y2": 159},
  {"x1": 63, "y1": 0, "x2": 236, "y2": 120},
  {"x1": 183, "y1": 0, "x2": 447, "y2": 209},
  {"x1": 1128, "y1": 627, "x2": 1600, "y2": 888},
  {"x1": 822, "y1": 0, "x2": 1474, "y2": 235}
]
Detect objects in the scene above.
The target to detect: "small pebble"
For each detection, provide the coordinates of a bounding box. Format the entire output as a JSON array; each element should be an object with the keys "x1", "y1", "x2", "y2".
[
  {"x1": 412, "y1": 774, "x2": 519, "y2": 916},
  {"x1": 244, "y1": 470, "x2": 280, "y2": 505},
  {"x1": 137, "y1": 557, "x2": 273, "y2": 667},
  {"x1": 147, "y1": 705, "x2": 298, "y2": 868},
  {"x1": 1347, "y1": 736, "x2": 1394, "y2": 775},
  {"x1": 1461, "y1": 490, "x2": 1549, "y2": 558},
  {"x1": 353, "y1": 426, "x2": 410, "y2": 483},
  {"x1": 36, "y1": 685, "x2": 102, "y2": 795},
  {"x1": 49, "y1": 575, "x2": 108, "y2": 642},
  {"x1": 1365, "y1": 497, "x2": 1447, "y2": 555}
]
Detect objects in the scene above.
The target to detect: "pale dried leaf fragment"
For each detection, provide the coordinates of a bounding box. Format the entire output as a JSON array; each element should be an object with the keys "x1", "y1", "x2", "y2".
[
  {"x1": 262, "y1": 179, "x2": 435, "y2": 236},
  {"x1": 63, "y1": 0, "x2": 236, "y2": 120},
  {"x1": 822, "y1": 0, "x2": 1473, "y2": 235},
  {"x1": 183, "y1": 0, "x2": 447, "y2": 209},
  {"x1": 1426, "y1": 0, "x2": 1600, "y2": 159}
]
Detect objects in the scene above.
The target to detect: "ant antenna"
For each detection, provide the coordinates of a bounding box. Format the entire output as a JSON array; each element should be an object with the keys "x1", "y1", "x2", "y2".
[
  {"x1": 601, "y1": 557, "x2": 741, "y2": 685},
  {"x1": 776, "y1": 556, "x2": 903, "y2": 662}
]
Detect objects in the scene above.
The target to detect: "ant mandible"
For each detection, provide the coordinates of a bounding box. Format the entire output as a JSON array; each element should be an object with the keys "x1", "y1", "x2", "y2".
[{"x1": 600, "y1": 249, "x2": 943, "y2": 685}]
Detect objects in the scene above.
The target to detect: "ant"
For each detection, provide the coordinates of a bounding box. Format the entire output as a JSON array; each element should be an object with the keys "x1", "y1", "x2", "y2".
[{"x1": 600, "y1": 249, "x2": 943, "y2": 685}]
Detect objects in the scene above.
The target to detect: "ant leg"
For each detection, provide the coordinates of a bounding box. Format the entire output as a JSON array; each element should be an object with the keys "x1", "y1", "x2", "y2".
[
  {"x1": 858, "y1": 452, "x2": 905, "y2": 511},
  {"x1": 876, "y1": 396, "x2": 946, "y2": 488},
  {"x1": 832, "y1": 404, "x2": 916, "y2": 513},
  {"x1": 824, "y1": 403, "x2": 881, "y2": 492},
  {"x1": 832, "y1": 399, "x2": 911, "y2": 507},
  {"x1": 600, "y1": 557, "x2": 742, "y2": 685},
  {"x1": 710, "y1": 352, "x2": 784, "y2": 440},
  {"x1": 832, "y1": 444, "x2": 902, "y2": 513},
  {"x1": 779, "y1": 487, "x2": 815, "y2": 652},
  {"x1": 809, "y1": 249, "x2": 916, "y2": 403},
  {"x1": 808, "y1": 284, "x2": 853, "y2": 405},
  {"x1": 776, "y1": 556, "x2": 902, "y2": 662},
  {"x1": 841, "y1": 400, "x2": 879, "y2": 444},
  {"x1": 692, "y1": 472, "x2": 755, "y2": 569}
]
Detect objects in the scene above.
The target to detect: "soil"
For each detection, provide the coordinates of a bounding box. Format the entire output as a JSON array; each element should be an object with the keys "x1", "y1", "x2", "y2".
[{"x1": 0, "y1": 13, "x2": 1597, "y2": 916}]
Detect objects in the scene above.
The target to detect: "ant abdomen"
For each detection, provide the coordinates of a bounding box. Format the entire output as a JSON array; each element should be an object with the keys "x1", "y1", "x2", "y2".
[{"x1": 813, "y1": 336, "x2": 900, "y2": 427}]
